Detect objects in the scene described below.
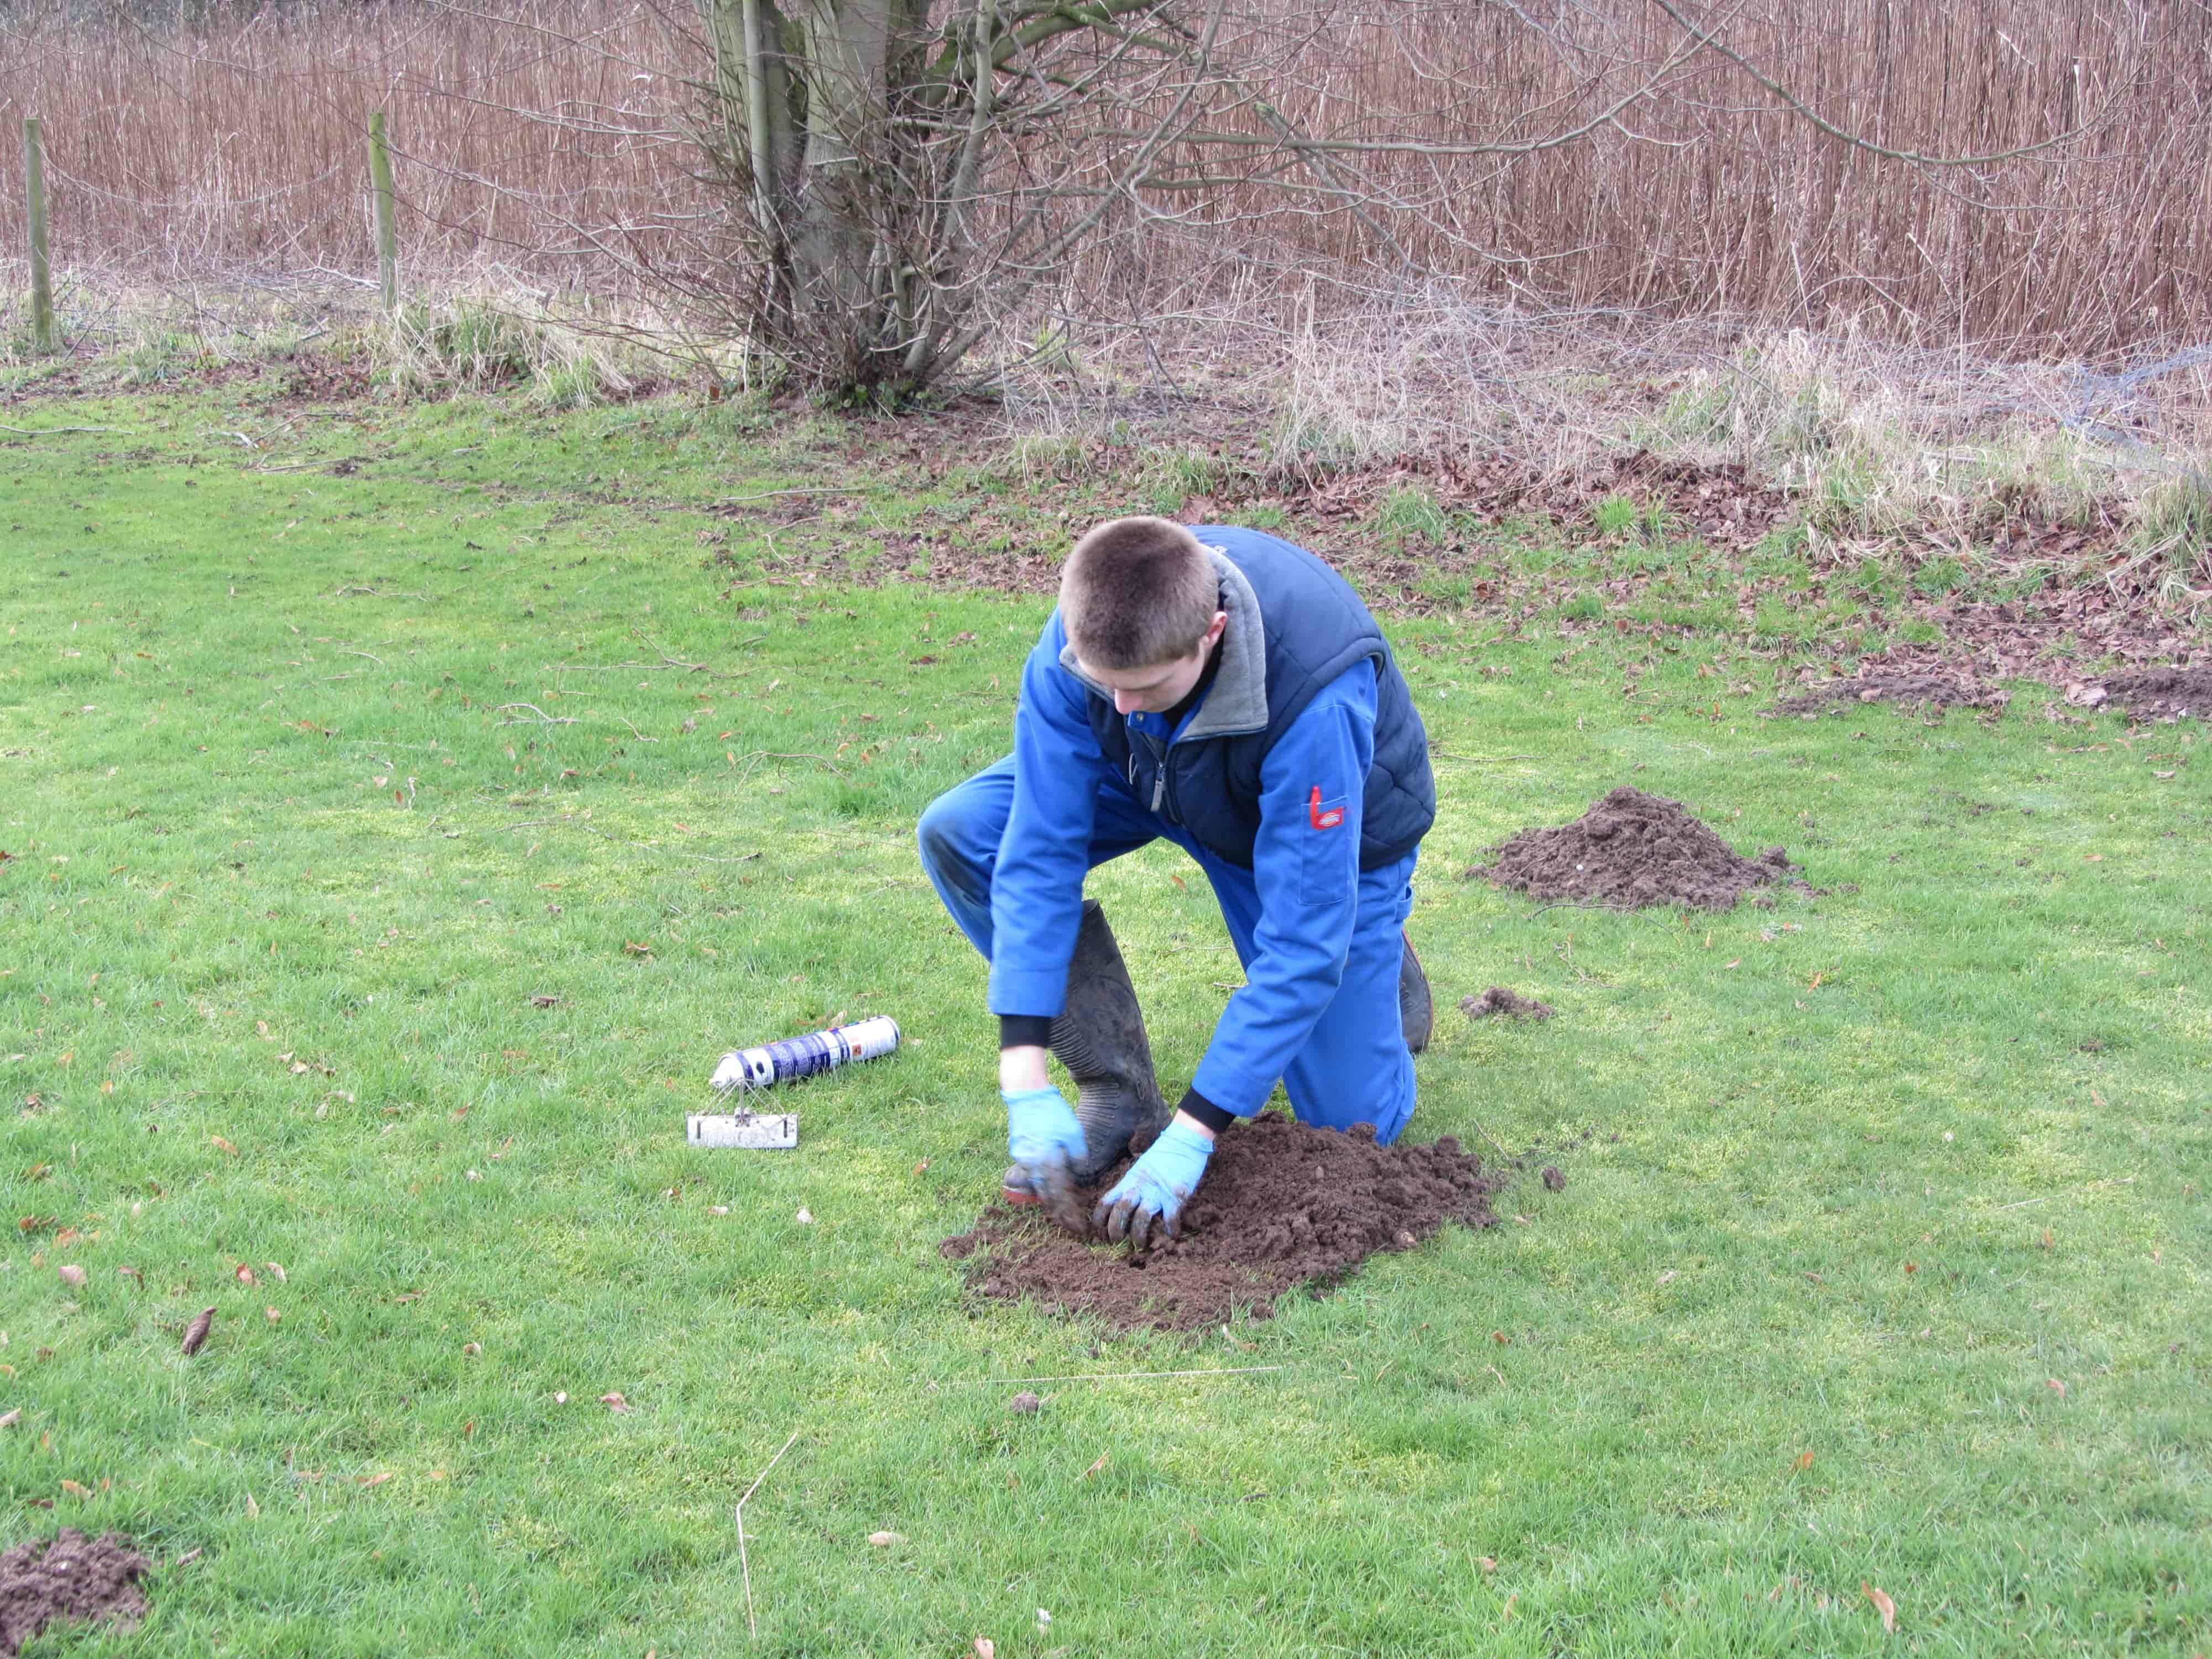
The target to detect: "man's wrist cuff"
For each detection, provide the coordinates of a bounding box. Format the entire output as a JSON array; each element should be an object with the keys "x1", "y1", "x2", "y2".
[
  {"x1": 999, "y1": 1014, "x2": 1054, "y2": 1050},
  {"x1": 1177, "y1": 1087, "x2": 1237, "y2": 1135}
]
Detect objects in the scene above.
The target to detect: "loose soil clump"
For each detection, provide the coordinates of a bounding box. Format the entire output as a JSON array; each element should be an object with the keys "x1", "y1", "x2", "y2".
[
  {"x1": 1468, "y1": 786, "x2": 1797, "y2": 911},
  {"x1": 0, "y1": 1530, "x2": 150, "y2": 1656},
  {"x1": 941, "y1": 1113, "x2": 1501, "y2": 1331},
  {"x1": 1774, "y1": 669, "x2": 2006, "y2": 714},
  {"x1": 2094, "y1": 665, "x2": 2212, "y2": 722},
  {"x1": 1460, "y1": 986, "x2": 1555, "y2": 1021}
]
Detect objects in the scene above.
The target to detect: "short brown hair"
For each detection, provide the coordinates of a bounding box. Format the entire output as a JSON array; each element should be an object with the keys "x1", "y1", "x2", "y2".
[{"x1": 1059, "y1": 517, "x2": 1219, "y2": 670}]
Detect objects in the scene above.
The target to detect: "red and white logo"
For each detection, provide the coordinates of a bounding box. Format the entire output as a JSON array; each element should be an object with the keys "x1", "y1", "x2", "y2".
[{"x1": 1308, "y1": 786, "x2": 1345, "y2": 831}]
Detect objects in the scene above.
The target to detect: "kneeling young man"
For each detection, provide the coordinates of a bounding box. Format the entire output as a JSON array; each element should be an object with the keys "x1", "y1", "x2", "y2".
[{"x1": 917, "y1": 518, "x2": 1436, "y2": 1247}]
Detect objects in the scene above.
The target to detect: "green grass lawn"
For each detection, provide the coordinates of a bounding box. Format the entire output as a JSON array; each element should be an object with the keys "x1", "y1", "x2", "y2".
[{"x1": 2, "y1": 387, "x2": 2206, "y2": 1657}]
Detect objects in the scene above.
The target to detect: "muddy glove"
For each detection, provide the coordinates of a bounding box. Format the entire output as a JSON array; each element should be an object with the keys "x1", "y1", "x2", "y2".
[
  {"x1": 1093, "y1": 1119, "x2": 1214, "y2": 1253},
  {"x1": 1004, "y1": 1085, "x2": 1088, "y2": 1233}
]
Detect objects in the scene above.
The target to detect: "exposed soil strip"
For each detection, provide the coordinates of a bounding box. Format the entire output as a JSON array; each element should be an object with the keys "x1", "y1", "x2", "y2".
[
  {"x1": 1774, "y1": 669, "x2": 2007, "y2": 714},
  {"x1": 0, "y1": 1530, "x2": 150, "y2": 1656},
  {"x1": 1468, "y1": 786, "x2": 1799, "y2": 911},
  {"x1": 1461, "y1": 986, "x2": 1556, "y2": 1020},
  {"x1": 2094, "y1": 665, "x2": 2212, "y2": 722},
  {"x1": 942, "y1": 1113, "x2": 1501, "y2": 1332}
]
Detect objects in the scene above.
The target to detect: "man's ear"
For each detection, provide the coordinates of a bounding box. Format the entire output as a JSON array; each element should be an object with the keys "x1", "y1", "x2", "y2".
[{"x1": 1203, "y1": 609, "x2": 1228, "y2": 648}]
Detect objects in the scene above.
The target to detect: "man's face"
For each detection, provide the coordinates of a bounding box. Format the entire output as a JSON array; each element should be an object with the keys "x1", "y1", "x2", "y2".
[{"x1": 1078, "y1": 612, "x2": 1227, "y2": 716}]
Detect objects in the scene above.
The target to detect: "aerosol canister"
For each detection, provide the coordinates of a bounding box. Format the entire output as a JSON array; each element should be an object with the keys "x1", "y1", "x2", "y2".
[{"x1": 708, "y1": 1014, "x2": 902, "y2": 1094}]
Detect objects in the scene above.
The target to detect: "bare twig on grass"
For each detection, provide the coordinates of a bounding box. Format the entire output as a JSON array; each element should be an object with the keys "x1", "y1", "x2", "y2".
[
  {"x1": 735, "y1": 750, "x2": 849, "y2": 781},
  {"x1": 0, "y1": 423, "x2": 119, "y2": 435},
  {"x1": 482, "y1": 813, "x2": 761, "y2": 864},
  {"x1": 609, "y1": 715, "x2": 660, "y2": 742},
  {"x1": 339, "y1": 649, "x2": 386, "y2": 665},
  {"x1": 735, "y1": 1431, "x2": 800, "y2": 1641},
  {"x1": 494, "y1": 703, "x2": 577, "y2": 726},
  {"x1": 928, "y1": 1365, "x2": 1285, "y2": 1388}
]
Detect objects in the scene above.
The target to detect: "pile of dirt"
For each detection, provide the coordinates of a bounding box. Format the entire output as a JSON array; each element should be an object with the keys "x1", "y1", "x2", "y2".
[
  {"x1": 2094, "y1": 665, "x2": 2212, "y2": 722},
  {"x1": 1468, "y1": 786, "x2": 1798, "y2": 911},
  {"x1": 1774, "y1": 670, "x2": 2007, "y2": 714},
  {"x1": 941, "y1": 1112, "x2": 1501, "y2": 1331},
  {"x1": 0, "y1": 1531, "x2": 150, "y2": 1656},
  {"x1": 1461, "y1": 986, "x2": 1555, "y2": 1020}
]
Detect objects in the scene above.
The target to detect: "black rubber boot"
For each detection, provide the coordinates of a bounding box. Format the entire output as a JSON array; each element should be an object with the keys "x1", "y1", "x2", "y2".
[
  {"x1": 1052, "y1": 900, "x2": 1172, "y2": 1182},
  {"x1": 1400, "y1": 928, "x2": 1433, "y2": 1055},
  {"x1": 1003, "y1": 899, "x2": 1169, "y2": 1201}
]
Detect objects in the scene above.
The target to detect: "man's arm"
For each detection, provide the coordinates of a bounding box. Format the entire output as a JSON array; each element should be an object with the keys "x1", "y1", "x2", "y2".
[
  {"x1": 988, "y1": 611, "x2": 1110, "y2": 1025},
  {"x1": 1183, "y1": 661, "x2": 1378, "y2": 1123}
]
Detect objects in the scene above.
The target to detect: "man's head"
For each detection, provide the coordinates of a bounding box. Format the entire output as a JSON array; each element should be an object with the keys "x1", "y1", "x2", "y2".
[{"x1": 1060, "y1": 517, "x2": 1227, "y2": 714}]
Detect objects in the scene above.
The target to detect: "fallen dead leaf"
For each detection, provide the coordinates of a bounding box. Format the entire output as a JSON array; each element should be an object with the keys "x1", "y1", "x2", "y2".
[
  {"x1": 2047, "y1": 1378, "x2": 2067, "y2": 1396},
  {"x1": 210, "y1": 1135, "x2": 239, "y2": 1157},
  {"x1": 912, "y1": 1160, "x2": 929, "y2": 1175},
  {"x1": 60, "y1": 1479, "x2": 91, "y2": 1498},
  {"x1": 867, "y1": 1530, "x2": 904, "y2": 1546},
  {"x1": 1863, "y1": 1582, "x2": 1896, "y2": 1633},
  {"x1": 265, "y1": 1262, "x2": 286, "y2": 1282},
  {"x1": 599, "y1": 1392, "x2": 634, "y2": 1413},
  {"x1": 1656, "y1": 1269, "x2": 1678, "y2": 1286},
  {"x1": 265, "y1": 1307, "x2": 281, "y2": 1324},
  {"x1": 0, "y1": 1410, "x2": 19, "y2": 1430},
  {"x1": 463, "y1": 1342, "x2": 481, "y2": 1355},
  {"x1": 235, "y1": 1264, "x2": 257, "y2": 1286},
  {"x1": 707, "y1": 1205, "x2": 731, "y2": 1216},
  {"x1": 180, "y1": 1307, "x2": 215, "y2": 1355},
  {"x1": 1794, "y1": 1451, "x2": 1814, "y2": 1471},
  {"x1": 1080, "y1": 1453, "x2": 1110, "y2": 1479},
  {"x1": 244, "y1": 1492, "x2": 259, "y2": 1519},
  {"x1": 56, "y1": 1264, "x2": 86, "y2": 1287},
  {"x1": 1478, "y1": 1556, "x2": 1498, "y2": 1574},
  {"x1": 973, "y1": 1641, "x2": 995, "y2": 1659},
  {"x1": 358, "y1": 1472, "x2": 393, "y2": 1488}
]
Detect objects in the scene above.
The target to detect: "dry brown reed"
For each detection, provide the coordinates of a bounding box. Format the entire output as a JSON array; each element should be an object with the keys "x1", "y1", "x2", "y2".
[{"x1": 0, "y1": 0, "x2": 2206, "y2": 357}]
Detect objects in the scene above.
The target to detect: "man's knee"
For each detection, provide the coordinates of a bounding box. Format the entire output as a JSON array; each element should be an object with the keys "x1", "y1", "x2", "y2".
[{"x1": 917, "y1": 790, "x2": 989, "y2": 903}]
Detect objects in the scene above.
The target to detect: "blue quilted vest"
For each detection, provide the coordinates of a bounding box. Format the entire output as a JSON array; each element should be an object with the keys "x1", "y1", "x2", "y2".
[{"x1": 1061, "y1": 526, "x2": 1435, "y2": 871}]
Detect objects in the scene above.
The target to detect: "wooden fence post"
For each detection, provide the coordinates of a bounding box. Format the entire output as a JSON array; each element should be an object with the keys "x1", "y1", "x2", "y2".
[
  {"x1": 368, "y1": 109, "x2": 399, "y2": 316},
  {"x1": 23, "y1": 117, "x2": 54, "y2": 353}
]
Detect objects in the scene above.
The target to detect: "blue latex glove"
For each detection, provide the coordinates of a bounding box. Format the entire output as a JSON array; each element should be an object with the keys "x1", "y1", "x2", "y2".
[
  {"x1": 1004, "y1": 1086, "x2": 1087, "y2": 1229},
  {"x1": 1093, "y1": 1119, "x2": 1214, "y2": 1253}
]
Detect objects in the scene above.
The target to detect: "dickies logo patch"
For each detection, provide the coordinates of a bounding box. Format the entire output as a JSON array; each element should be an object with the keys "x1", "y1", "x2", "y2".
[{"x1": 1307, "y1": 786, "x2": 1345, "y2": 831}]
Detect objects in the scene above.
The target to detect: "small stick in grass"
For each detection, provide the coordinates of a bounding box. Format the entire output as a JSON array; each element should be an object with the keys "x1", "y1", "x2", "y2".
[
  {"x1": 735, "y1": 1431, "x2": 800, "y2": 1640},
  {"x1": 181, "y1": 1307, "x2": 216, "y2": 1355}
]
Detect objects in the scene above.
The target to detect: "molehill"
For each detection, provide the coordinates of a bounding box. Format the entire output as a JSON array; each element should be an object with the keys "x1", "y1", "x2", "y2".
[
  {"x1": 1468, "y1": 785, "x2": 1799, "y2": 910},
  {"x1": 0, "y1": 1530, "x2": 149, "y2": 1656},
  {"x1": 942, "y1": 1113, "x2": 1501, "y2": 1331}
]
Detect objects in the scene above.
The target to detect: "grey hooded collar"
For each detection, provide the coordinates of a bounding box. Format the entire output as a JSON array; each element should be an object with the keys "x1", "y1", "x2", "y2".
[{"x1": 1058, "y1": 546, "x2": 1267, "y2": 740}]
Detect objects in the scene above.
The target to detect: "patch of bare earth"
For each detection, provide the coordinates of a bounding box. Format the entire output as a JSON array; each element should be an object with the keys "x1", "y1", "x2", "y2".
[
  {"x1": 1468, "y1": 786, "x2": 1801, "y2": 911},
  {"x1": 0, "y1": 1530, "x2": 150, "y2": 1656},
  {"x1": 1773, "y1": 669, "x2": 2008, "y2": 714},
  {"x1": 941, "y1": 1113, "x2": 1501, "y2": 1332}
]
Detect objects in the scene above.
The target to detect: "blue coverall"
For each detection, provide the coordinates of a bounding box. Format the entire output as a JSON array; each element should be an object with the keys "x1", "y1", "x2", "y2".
[{"x1": 917, "y1": 606, "x2": 1420, "y2": 1144}]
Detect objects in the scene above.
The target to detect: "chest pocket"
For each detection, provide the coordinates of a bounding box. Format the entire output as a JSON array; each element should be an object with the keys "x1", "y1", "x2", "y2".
[{"x1": 1301, "y1": 791, "x2": 1353, "y2": 905}]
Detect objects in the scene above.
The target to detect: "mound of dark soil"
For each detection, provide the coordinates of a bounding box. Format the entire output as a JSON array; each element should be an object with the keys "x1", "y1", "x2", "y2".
[
  {"x1": 941, "y1": 1112, "x2": 1501, "y2": 1331},
  {"x1": 2096, "y1": 665, "x2": 2212, "y2": 722},
  {"x1": 1468, "y1": 786, "x2": 1797, "y2": 911},
  {"x1": 1461, "y1": 986, "x2": 1555, "y2": 1020},
  {"x1": 1775, "y1": 670, "x2": 2006, "y2": 714},
  {"x1": 0, "y1": 1530, "x2": 150, "y2": 1656}
]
